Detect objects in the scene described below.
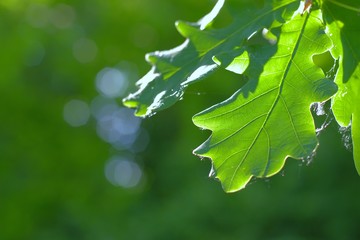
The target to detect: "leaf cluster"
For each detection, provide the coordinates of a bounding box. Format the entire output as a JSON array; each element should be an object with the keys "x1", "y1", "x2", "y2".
[{"x1": 124, "y1": 0, "x2": 360, "y2": 192}]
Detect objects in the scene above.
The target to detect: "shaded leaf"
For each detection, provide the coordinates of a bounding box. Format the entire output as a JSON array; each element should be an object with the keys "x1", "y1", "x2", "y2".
[
  {"x1": 323, "y1": 0, "x2": 360, "y2": 173},
  {"x1": 123, "y1": 0, "x2": 298, "y2": 117},
  {"x1": 193, "y1": 10, "x2": 337, "y2": 192}
]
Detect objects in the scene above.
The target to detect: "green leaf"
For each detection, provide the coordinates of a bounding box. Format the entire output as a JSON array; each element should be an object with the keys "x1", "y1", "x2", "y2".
[
  {"x1": 123, "y1": 0, "x2": 299, "y2": 117},
  {"x1": 193, "y1": 9, "x2": 337, "y2": 192},
  {"x1": 323, "y1": 0, "x2": 360, "y2": 174}
]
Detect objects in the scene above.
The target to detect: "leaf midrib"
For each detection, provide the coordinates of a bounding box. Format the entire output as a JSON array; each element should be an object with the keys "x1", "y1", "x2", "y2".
[{"x1": 227, "y1": 13, "x2": 310, "y2": 189}]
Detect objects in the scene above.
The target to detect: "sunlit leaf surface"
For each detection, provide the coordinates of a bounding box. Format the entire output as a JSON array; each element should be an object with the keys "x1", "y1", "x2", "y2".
[
  {"x1": 124, "y1": 0, "x2": 360, "y2": 192},
  {"x1": 193, "y1": 9, "x2": 337, "y2": 192}
]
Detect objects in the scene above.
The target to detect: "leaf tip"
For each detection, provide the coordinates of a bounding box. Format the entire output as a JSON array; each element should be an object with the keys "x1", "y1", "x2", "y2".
[
  {"x1": 122, "y1": 97, "x2": 149, "y2": 118},
  {"x1": 197, "y1": 0, "x2": 225, "y2": 30},
  {"x1": 193, "y1": 137, "x2": 210, "y2": 156},
  {"x1": 145, "y1": 52, "x2": 159, "y2": 65},
  {"x1": 222, "y1": 175, "x2": 252, "y2": 193},
  {"x1": 175, "y1": 20, "x2": 198, "y2": 38}
]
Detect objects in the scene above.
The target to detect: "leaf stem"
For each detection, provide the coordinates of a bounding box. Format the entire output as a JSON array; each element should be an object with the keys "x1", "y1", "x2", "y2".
[{"x1": 325, "y1": 0, "x2": 360, "y2": 13}]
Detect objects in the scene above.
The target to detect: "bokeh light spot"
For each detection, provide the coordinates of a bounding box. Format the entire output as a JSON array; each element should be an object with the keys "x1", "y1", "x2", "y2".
[
  {"x1": 96, "y1": 107, "x2": 141, "y2": 148},
  {"x1": 73, "y1": 38, "x2": 98, "y2": 63},
  {"x1": 90, "y1": 96, "x2": 118, "y2": 120},
  {"x1": 96, "y1": 68, "x2": 129, "y2": 98},
  {"x1": 63, "y1": 99, "x2": 90, "y2": 127},
  {"x1": 26, "y1": 3, "x2": 50, "y2": 28},
  {"x1": 105, "y1": 157, "x2": 142, "y2": 188},
  {"x1": 50, "y1": 4, "x2": 76, "y2": 29}
]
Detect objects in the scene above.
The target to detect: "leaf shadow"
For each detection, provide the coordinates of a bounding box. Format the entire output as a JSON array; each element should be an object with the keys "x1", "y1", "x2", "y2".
[
  {"x1": 213, "y1": 27, "x2": 281, "y2": 99},
  {"x1": 323, "y1": 4, "x2": 360, "y2": 84}
]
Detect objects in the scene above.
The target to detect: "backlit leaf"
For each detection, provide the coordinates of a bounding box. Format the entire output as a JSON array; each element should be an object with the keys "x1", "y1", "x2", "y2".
[
  {"x1": 123, "y1": 0, "x2": 360, "y2": 192},
  {"x1": 193, "y1": 9, "x2": 337, "y2": 192},
  {"x1": 123, "y1": 0, "x2": 298, "y2": 117},
  {"x1": 323, "y1": 0, "x2": 360, "y2": 174}
]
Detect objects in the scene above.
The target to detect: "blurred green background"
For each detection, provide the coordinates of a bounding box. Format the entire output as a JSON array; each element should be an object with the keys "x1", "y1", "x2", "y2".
[{"x1": 1, "y1": 0, "x2": 360, "y2": 239}]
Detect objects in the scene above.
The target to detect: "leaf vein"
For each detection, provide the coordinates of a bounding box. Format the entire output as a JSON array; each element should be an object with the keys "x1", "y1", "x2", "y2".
[
  {"x1": 200, "y1": 86, "x2": 279, "y2": 121},
  {"x1": 228, "y1": 12, "x2": 311, "y2": 189},
  {"x1": 209, "y1": 113, "x2": 268, "y2": 148},
  {"x1": 280, "y1": 95, "x2": 307, "y2": 154},
  {"x1": 262, "y1": 127, "x2": 271, "y2": 176}
]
